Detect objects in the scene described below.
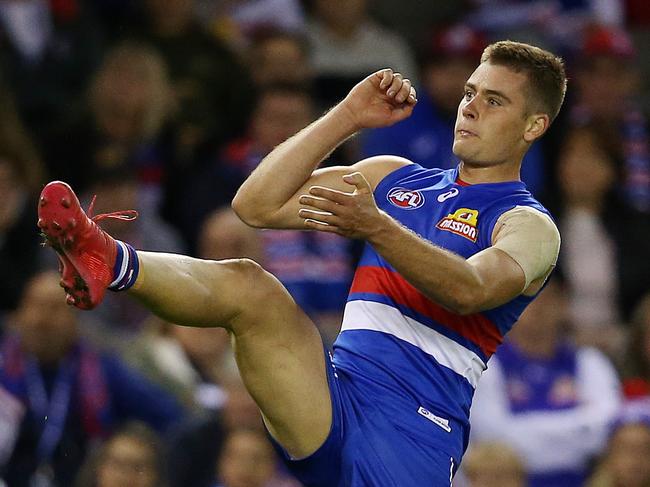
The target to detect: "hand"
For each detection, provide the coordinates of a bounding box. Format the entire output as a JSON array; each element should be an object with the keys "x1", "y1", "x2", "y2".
[
  {"x1": 338, "y1": 68, "x2": 417, "y2": 130},
  {"x1": 298, "y1": 172, "x2": 388, "y2": 239}
]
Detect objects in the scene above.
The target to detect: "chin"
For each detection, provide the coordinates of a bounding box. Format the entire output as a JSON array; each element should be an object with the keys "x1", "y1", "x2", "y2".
[{"x1": 452, "y1": 141, "x2": 475, "y2": 161}]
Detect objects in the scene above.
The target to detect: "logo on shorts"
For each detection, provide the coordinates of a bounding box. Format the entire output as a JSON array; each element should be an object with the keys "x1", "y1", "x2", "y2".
[
  {"x1": 418, "y1": 407, "x2": 452, "y2": 433},
  {"x1": 387, "y1": 187, "x2": 425, "y2": 209},
  {"x1": 436, "y1": 208, "x2": 479, "y2": 242}
]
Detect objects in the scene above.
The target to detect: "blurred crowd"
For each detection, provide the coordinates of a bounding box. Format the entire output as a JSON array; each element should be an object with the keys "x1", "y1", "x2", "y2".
[{"x1": 0, "y1": 0, "x2": 649, "y2": 486}]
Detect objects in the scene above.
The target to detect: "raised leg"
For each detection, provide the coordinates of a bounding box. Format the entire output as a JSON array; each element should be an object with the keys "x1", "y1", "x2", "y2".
[
  {"x1": 37, "y1": 181, "x2": 332, "y2": 458},
  {"x1": 131, "y1": 252, "x2": 332, "y2": 458}
]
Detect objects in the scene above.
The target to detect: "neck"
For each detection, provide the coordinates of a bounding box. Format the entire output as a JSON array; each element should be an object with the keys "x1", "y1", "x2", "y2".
[{"x1": 458, "y1": 160, "x2": 521, "y2": 184}]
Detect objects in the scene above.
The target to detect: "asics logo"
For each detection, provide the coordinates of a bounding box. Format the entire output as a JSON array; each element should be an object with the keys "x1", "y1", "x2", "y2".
[{"x1": 437, "y1": 188, "x2": 459, "y2": 202}]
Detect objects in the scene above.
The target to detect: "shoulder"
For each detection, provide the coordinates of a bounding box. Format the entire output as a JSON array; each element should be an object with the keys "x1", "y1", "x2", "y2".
[
  {"x1": 494, "y1": 206, "x2": 560, "y2": 246},
  {"x1": 352, "y1": 155, "x2": 414, "y2": 190},
  {"x1": 491, "y1": 205, "x2": 561, "y2": 290}
]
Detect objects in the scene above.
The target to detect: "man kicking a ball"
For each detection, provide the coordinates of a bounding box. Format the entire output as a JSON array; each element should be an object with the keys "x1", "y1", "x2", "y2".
[{"x1": 39, "y1": 41, "x2": 564, "y2": 486}]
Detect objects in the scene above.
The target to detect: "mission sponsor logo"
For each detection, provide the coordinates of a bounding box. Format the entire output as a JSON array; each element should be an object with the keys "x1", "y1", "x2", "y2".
[
  {"x1": 387, "y1": 187, "x2": 425, "y2": 209},
  {"x1": 436, "y1": 208, "x2": 479, "y2": 242}
]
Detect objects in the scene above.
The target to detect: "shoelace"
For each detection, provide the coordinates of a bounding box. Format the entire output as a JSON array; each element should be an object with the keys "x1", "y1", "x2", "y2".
[{"x1": 87, "y1": 195, "x2": 139, "y2": 222}]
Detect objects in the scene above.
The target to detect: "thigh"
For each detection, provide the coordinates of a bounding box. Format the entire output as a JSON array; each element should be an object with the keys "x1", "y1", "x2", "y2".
[
  {"x1": 268, "y1": 349, "x2": 345, "y2": 487},
  {"x1": 227, "y1": 263, "x2": 333, "y2": 460},
  {"x1": 133, "y1": 253, "x2": 332, "y2": 460}
]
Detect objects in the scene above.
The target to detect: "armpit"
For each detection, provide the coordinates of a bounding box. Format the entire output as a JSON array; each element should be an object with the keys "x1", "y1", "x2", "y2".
[{"x1": 491, "y1": 206, "x2": 561, "y2": 293}]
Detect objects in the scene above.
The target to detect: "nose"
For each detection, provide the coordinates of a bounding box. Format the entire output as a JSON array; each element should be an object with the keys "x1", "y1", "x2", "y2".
[{"x1": 461, "y1": 97, "x2": 478, "y2": 120}]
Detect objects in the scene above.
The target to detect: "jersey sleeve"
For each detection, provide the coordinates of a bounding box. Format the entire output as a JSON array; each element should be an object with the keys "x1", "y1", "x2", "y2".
[{"x1": 491, "y1": 206, "x2": 561, "y2": 289}]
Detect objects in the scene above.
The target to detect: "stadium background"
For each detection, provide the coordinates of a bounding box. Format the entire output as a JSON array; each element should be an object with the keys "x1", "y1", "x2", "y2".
[{"x1": 0, "y1": 0, "x2": 649, "y2": 486}]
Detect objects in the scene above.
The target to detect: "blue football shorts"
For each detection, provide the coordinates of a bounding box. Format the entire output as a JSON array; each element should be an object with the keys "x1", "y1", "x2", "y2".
[{"x1": 267, "y1": 347, "x2": 459, "y2": 487}]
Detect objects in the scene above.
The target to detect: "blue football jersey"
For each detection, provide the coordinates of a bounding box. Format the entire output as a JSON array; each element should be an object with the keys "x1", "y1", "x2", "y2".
[{"x1": 333, "y1": 163, "x2": 552, "y2": 460}]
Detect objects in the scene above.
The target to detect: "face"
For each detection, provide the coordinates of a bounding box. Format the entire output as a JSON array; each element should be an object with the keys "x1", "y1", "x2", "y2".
[
  {"x1": 315, "y1": 0, "x2": 367, "y2": 30},
  {"x1": 95, "y1": 75, "x2": 150, "y2": 143},
  {"x1": 607, "y1": 423, "x2": 650, "y2": 487},
  {"x1": 97, "y1": 436, "x2": 158, "y2": 487},
  {"x1": 251, "y1": 37, "x2": 310, "y2": 85},
  {"x1": 15, "y1": 272, "x2": 78, "y2": 364},
  {"x1": 252, "y1": 92, "x2": 313, "y2": 153},
  {"x1": 558, "y1": 129, "x2": 615, "y2": 204},
  {"x1": 217, "y1": 430, "x2": 276, "y2": 487},
  {"x1": 198, "y1": 208, "x2": 262, "y2": 261},
  {"x1": 453, "y1": 62, "x2": 544, "y2": 168},
  {"x1": 576, "y1": 57, "x2": 638, "y2": 121}
]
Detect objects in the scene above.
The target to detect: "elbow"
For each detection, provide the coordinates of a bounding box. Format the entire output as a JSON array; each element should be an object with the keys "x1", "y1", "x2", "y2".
[
  {"x1": 443, "y1": 287, "x2": 486, "y2": 316},
  {"x1": 231, "y1": 193, "x2": 265, "y2": 228}
]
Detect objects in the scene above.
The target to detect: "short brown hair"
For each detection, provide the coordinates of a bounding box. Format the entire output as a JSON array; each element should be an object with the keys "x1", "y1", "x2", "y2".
[{"x1": 481, "y1": 40, "x2": 567, "y2": 123}]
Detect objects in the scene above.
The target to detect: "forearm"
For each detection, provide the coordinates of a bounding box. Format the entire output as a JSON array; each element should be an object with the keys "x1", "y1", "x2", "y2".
[
  {"x1": 368, "y1": 214, "x2": 486, "y2": 314},
  {"x1": 232, "y1": 104, "x2": 358, "y2": 225}
]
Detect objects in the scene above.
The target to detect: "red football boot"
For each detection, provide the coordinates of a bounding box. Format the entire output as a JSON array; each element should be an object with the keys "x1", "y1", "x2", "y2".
[{"x1": 37, "y1": 181, "x2": 137, "y2": 309}]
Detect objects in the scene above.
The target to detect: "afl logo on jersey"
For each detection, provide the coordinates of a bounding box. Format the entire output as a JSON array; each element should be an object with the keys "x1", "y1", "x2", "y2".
[{"x1": 387, "y1": 187, "x2": 425, "y2": 209}]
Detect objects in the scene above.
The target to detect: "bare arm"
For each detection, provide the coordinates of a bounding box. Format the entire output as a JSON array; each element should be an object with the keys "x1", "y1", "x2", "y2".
[
  {"x1": 232, "y1": 69, "x2": 417, "y2": 229},
  {"x1": 299, "y1": 177, "x2": 559, "y2": 315}
]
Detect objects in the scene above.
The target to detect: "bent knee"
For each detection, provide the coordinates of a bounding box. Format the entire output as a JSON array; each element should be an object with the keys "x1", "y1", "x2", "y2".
[{"x1": 221, "y1": 258, "x2": 291, "y2": 305}]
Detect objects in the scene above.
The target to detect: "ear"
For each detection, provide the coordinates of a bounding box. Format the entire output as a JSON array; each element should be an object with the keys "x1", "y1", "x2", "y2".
[{"x1": 523, "y1": 114, "x2": 550, "y2": 143}]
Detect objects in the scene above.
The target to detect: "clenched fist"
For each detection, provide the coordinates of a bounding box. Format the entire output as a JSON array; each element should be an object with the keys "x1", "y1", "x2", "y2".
[{"x1": 338, "y1": 68, "x2": 418, "y2": 130}]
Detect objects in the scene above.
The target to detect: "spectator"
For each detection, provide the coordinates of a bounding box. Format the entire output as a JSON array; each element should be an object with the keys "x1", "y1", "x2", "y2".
[
  {"x1": 550, "y1": 123, "x2": 650, "y2": 341},
  {"x1": 225, "y1": 0, "x2": 305, "y2": 38},
  {"x1": 0, "y1": 271, "x2": 184, "y2": 487},
  {"x1": 461, "y1": 442, "x2": 526, "y2": 487},
  {"x1": 470, "y1": 278, "x2": 622, "y2": 487},
  {"x1": 0, "y1": 0, "x2": 105, "y2": 142},
  {"x1": 622, "y1": 294, "x2": 650, "y2": 399},
  {"x1": 166, "y1": 372, "x2": 263, "y2": 487},
  {"x1": 305, "y1": 0, "x2": 417, "y2": 109},
  {"x1": 214, "y1": 427, "x2": 298, "y2": 487},
  {"x1": 75, "y1": 422, "x2": 166, "y2": 487},
  {"x1": 44, "y1": 41, "x2": 176, "y2": 207},
  {"x1": 0, "y1": 154, "x2": 41, "y2": 315},
  {"x1": 362, "y1": 23, "x2": 548, "y2": 194},
  {"x1": 246, "y1": 28, "x2": 311, "y2": 87},
  {"x1": 570, "y1": 25, "x2": 650, "y2": 213},
  {"x1": 368, "y1": 1, "x2": 466, "y2": 47},
  {"x1": 198, "y1": 208, "x2": 263, "y2": 263},
  {"x1": 0, "y1": 83, "x2": 45, "y2": 193},
  {"x1": 466, "y1": 0, "x2": 624, "y2": 51},
  {"x1": 124, "y1": 316, "x2": 232, "y2": 411},
  {"x1": 165, "y1": 81, "x2": 315, "y2": 250},
  {"x1": 127, "y1": 0, "x2": 254, "y2": 156},
  {"x1": 586, "y1": 400, "x2": 650, "y2": 487}
]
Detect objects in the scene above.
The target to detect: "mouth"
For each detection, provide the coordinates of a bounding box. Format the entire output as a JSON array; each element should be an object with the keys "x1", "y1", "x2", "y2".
[{"x1": 456, "y1": 129, "x2": 477, "y2": 137}]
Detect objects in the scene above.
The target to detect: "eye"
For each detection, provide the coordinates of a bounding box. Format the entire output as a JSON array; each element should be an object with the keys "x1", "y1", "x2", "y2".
[
  {"x1": 488, "y1": 98, "x2": 501, "y2": 106},
  {"x1": 464, "y1": 90, "x2": 474, "y2": 101}
]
